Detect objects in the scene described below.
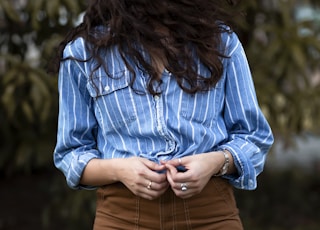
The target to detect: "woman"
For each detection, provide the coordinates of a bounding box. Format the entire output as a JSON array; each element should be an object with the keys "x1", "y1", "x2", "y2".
[{"x1": 53, "y1": 0, "x2": 274, "y2": 229}]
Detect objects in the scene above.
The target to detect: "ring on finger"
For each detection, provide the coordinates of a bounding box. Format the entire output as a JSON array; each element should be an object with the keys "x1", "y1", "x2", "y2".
[
  {"x1": 147, "y1": 181, "x2": 153, "y2": 190},
  {"x1": 181, "y1": 183, "x2": 188, "y2": 191}
]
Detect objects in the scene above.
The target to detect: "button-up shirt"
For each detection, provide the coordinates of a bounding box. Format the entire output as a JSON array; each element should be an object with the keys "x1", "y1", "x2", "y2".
[{"x1": 54, "y1": 30, "x2": 274, "y2": 190}]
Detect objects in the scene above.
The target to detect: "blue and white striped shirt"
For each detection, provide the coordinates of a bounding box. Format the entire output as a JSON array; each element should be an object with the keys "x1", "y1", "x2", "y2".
[{"x1": 54, "y1": 30, "x2": 274, "y2": 190}]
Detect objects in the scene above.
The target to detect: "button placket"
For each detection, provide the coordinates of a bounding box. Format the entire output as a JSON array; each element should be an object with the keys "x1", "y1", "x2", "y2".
[{"x1": 153, "y1": 94, "x2": 176, "y2": 155}]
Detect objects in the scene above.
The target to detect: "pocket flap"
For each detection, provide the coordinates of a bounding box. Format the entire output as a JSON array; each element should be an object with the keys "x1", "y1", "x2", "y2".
[{"x1": 87, "y1": 70, "x2": 131, "y2": 98}]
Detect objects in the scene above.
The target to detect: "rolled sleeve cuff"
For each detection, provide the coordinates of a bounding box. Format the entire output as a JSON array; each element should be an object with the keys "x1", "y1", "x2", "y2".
[
  {"x1": 219, "y1": 144, "x2": 257, "y2": 190},
  {"x1": 66, "y1": 152, "x2": 99, "y2": 190}
]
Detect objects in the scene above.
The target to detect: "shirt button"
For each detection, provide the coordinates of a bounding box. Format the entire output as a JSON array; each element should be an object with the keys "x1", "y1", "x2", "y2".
[
  {"x1": 104, "y1": 85, "x2": 110, "y2": 91},
  {"x1": 154, "y1": 95, "x2": 160, "y2": 101}
]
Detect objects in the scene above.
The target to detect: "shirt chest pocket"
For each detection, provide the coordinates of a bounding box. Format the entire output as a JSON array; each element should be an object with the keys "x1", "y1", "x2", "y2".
[
  {"x1": 86, "y1": 70, "x2": 137, "y2": 132},
  {"x1": 180, "y1": 80, "x2": 223, "y2": 128}
]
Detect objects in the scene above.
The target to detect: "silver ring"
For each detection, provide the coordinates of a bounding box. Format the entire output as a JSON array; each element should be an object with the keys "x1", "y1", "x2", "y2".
[
  {"x1": 147, "y1": 181, "x2": 152, "y2": 190},
  {"x1": 181, "y1": 183, "x2": 188, "y2": 191}
]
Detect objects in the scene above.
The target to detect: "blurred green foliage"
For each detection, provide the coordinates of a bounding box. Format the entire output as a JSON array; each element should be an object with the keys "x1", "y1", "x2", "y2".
[
  {"x1": 0, "y1": 0, "x2": 86, "y2": 174},
  {"x1": 238, "y1": 0, "x2": 320, "y2": 142},
  {"x1": 0, "y1": 0, "x2": 320, "y2": 229}
]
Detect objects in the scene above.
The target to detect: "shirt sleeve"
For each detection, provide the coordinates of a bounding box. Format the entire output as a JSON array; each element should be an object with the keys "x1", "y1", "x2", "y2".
[
  {"x1": 219, "y1": 32, "x2": 274, "y2": 190},
  {"x1": 53, "y1": 39, "x2": 100, "y2": 190}
]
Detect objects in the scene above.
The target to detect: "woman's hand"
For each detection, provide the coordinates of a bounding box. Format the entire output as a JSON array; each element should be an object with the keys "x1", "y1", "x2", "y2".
[
  {"x1": 116, "y1": 157, "x2": 169, "y2": 200},
  {"x1": 163, "y1": 152, "x2": 226, "y2": 199}
]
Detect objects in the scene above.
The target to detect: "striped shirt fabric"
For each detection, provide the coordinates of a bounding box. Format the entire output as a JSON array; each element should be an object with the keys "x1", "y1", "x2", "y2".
[{"x1": 54, "y1": 30, "x2": 274, "y2": 190}]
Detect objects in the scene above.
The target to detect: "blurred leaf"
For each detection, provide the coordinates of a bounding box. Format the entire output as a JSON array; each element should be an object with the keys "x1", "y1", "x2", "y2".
[
  {"x1": 0, "y1": 0, "x2": 21, "y2": 22},
  {"x1": 62, "y1": 0, "x2": 81, "y2": 14},
  {"x1": 46, "y1": 0, "x2": 60, "y2": 19}
]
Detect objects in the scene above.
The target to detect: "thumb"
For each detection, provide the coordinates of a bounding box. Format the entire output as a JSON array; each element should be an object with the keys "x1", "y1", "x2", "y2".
[{"x1": 165, "y1": 163, "x2": 178, "y2": 175}]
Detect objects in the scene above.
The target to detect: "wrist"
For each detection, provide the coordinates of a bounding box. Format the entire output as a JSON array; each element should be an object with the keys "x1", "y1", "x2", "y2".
[{"x1": 214, "y1": 150, "x2": 230, "y2": 176}]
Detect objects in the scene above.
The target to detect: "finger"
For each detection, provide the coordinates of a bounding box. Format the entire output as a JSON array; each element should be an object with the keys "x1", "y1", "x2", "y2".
[
  {"x1": 139, "y1": 182, "x2": 169, "y2": 200},
  {"x1": 144, "y1": 179, "x2": 168, "y2": 191},
  {"x1": 142, "y1": 159, "x2": 167, "y2": 171},
  {"x1": 165, "y1": 158, "x2": 182, "y2": 167},
  {"x1": 139, "y1": 160, "x2": 167, "y2": 183},
  {"x1": 165, "y1": 163, "x2": 191, "y2": 182},
  {"x1": 165, "y1": 164, "x2": 179, "y2": 179},
  {"x1": 166, "y1": 170, "x2": 187, "y2": 192},
  {"x1": 165, "y1": 168, "x2": 175, "y2": 187},
  {"x1": 146, "y1": 171, "x2": 168, "y2": 185},
  {"x1": 170, "y1": 182, "x2": 193, "y2": 198}
]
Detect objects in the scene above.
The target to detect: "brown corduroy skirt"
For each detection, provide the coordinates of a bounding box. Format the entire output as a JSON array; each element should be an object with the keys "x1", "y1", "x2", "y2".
[{"x1": 93, "y1": 177, "x2": 243, "y2": 230}]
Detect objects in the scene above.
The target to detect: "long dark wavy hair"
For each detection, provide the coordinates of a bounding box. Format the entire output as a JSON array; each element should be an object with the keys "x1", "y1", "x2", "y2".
[{"x1": 51, "y1": 0, "x2": 241, "y2": 95}]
